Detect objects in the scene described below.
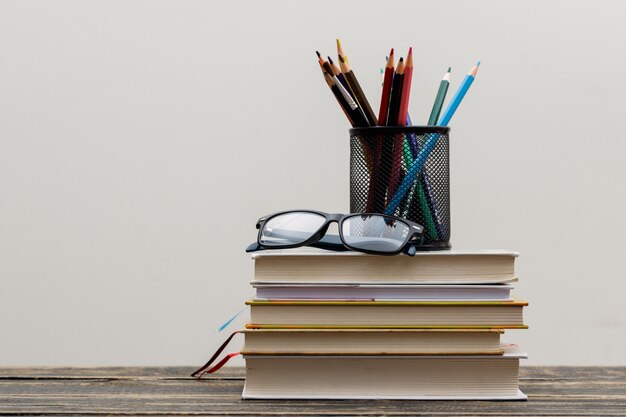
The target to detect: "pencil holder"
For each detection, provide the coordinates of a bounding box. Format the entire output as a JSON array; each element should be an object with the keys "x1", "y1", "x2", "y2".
[{"x1": 349, "y1": 126, "x2": 451, "y2": 250}]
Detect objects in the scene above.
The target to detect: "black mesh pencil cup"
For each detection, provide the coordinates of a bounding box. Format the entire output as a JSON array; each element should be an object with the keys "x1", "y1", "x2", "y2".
[{"x1": 349, "y1": 126, "x2": 451, "y2": 250}]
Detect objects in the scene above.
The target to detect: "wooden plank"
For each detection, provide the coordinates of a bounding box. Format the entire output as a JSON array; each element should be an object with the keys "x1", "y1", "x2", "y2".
[
  {"x1": 1, "y1": 366, "x2": 624, "y2": 380},
  {"x1": 2, "y1": 377, "x2": 626, "y2": 396},
  {"x1": 0, "y1": 366, "x2": 242, "y2": 379},
  {"x1": 0, "y1": 367, "x2": 625, "y2": 416}
]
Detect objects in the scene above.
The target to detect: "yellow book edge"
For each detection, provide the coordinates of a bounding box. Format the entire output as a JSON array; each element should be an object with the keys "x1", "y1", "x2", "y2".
[
  {"x1": 245, "y1": 324, "x2": 529, "y2": 330},
  {"x1": 241, "y1": 328, "x2": 505, "y2": 334}
]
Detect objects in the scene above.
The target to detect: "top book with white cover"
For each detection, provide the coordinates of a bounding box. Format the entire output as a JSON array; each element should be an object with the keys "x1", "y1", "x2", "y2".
[{"x1": 252, "y1": 248, "x2": 518, "y2": 284}]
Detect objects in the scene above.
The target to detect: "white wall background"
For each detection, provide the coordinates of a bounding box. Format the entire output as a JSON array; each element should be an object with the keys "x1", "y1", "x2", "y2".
[{"x1": 1, "y1": 0, "x2": 625, "y2": 366}]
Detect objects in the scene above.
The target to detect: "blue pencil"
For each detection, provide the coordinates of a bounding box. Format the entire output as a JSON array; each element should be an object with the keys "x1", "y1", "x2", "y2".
[
  {"x1": 384, "y1": 62, "x2": 480, "y2": 216},
  {"x1": 438, "y1": 61, "x2": 479, "y2": 126}
]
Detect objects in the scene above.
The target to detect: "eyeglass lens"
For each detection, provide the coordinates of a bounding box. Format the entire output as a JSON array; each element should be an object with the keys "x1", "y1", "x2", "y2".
[
  {"x1": 341, "y1": 215, "x2": 410, "y2": 252},
  {"x1": 259, "y1": 212, "x2": 326, "y2": 246}
]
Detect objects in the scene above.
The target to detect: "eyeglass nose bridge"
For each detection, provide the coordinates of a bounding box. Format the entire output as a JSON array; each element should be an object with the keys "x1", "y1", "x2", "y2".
[
  {"x1": 314, "y1": 213, "x2": 344, "y2": 237},
  {"x1": 326, "y1": 213, "x2": 344, "y2": 222}
]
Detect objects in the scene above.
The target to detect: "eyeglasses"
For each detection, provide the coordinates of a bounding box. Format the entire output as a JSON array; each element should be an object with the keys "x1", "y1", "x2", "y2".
[{"x1": 250, "y1": 210, "x2": 424, "y2": 256}]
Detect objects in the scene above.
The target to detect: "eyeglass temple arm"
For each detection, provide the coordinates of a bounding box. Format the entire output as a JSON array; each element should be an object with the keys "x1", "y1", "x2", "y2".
[{"x1": 402, "y1": 229, "x2": 426, "y2": 256}]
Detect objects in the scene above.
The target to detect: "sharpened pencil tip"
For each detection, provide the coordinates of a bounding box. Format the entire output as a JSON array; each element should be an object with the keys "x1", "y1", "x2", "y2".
[
  {"x1": 380, "y1": 68, "x2": 384, "y2": 74},
  {"x1": 408, "y1": 47, "x2": 412, "y2": 55},
  {"x1": 390, "y1": 48, "x2": 394, "y2": 55},
  {"x1": 316, "y1": 51, "x2": 321, "y2": 58},
  {"x1": 470, "y1": 62, "x2": 480, "y2": 77},
  {"x1": 328, "y1": 56, "x2": 334, "y2": 64},
  {"x1": 447, "y1": 67, "x2": 451, "y2": 72},
  {"x1": 338, "y1": 55, "x2": 345, "y2": 63},
  {"x1": 336, "y1": 38, "x2": 348, "y2": 63},
  {"x1": 399, "y1": 57, "x2": 404, "y2": 62}
]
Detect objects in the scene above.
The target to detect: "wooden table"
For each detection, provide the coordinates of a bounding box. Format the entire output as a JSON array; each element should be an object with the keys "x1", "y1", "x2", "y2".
[{"x1": 1, "y1": 367, "x2": 625, "y2": 416}]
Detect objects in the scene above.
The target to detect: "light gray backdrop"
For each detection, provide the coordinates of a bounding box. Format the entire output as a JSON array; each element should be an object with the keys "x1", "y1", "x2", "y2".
[{"x1": 1, "y1": 0, "x2": 625, "y2": 366}]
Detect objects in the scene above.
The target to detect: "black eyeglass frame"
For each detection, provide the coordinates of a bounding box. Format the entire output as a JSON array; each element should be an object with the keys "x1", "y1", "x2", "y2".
[{"x1": 255, "y1": 210, "x2": 425, "y2": 256}]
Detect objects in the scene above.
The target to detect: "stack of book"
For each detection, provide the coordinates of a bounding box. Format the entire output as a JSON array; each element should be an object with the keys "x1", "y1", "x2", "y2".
[{"x1": 241, "y1": 248, "x2": 528, "y2": 400}]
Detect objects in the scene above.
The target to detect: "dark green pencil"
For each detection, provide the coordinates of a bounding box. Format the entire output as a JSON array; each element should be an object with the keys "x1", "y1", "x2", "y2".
[{"x1": 427, "y1": 67, "x2": 451, "y2": 125}]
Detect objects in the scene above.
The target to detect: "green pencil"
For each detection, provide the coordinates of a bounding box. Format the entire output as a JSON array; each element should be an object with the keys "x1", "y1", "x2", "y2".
[{"x1": 427, "y1": 67, "x2": 451, "y2": 125}]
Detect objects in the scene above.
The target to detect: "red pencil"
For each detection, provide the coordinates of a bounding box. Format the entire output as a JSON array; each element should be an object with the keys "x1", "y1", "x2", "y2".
[
  {"x1": 385, "y1": 58, "x2": 404, "y2": 126},
  {"x1": 366, "y1": 49, "x2": 395, "y2": 212},
  {"x1": 378, "y1": 48, "x2": 395, "y2": 126}
]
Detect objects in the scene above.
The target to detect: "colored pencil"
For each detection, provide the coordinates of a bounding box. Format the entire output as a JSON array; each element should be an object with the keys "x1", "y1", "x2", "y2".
[
  {"x1": 385, "y1": 61, "x2": 481, "y2": 215},
  {"x1": 315, "y1": 50, "x2": 326, "y2": 67},
  {"x1": 318, "y1": 51, "x2": 370, "y2": 127},
  {"x1": 387, "y1": 48, "x2": 414, "y2": 201},
  {"x1": 401, "y1": 141, "x2": 439, "y2": 240},
  {"x1": 327, "y1": 56, "x2": 341, "y2": 75},
  {"x1": 332, "y1": 74, "x2": 370, "y2": 127},
  {"x1": 317, "y1": 51, "x2": 354, "y2": 125},
  {"x1": 428, "y1": 67, "x2": 451, "y2": 125},
  {"x1": 366, "y1": 51, "x2": 394, "y2": 212},
  {"x1": 338, "y1": 54, "x2": 378, "y2": 126},
  {"x1": 385, "y1": 58, "x2": 404, "y2": 126},
  {"x1": 371, "y1": 57, "x2": 403, "y2": 211},
  {"x1": 320, "y1": 67, "x2": 355, "y2": 126},
  {"x1": 438, "y1": 61, "x2": 480, "y2": 126},
  {"x1": 404, "y1": 113, "x2": 439, "y2": 240},
  {"x1": 415, "y1": 66, "x2": 450, "y2": 237},
  {"x1": 327, "y1": 56, "x2": 353, "y2": 98},
  {"x1": 396, "y1": 47, "x2": 414, "y2": 126},
  {"x1": 421, "y1": 170, "x2": 446, "y2": 240},
  {"x1": 336, "y1": 38, "x2": 349, "y2": 63},
  {"x1": 378, "y1": 48, "x2": 395, "y2": 126},
  {"x1": 405, "y1": 113, "x2": 418, "y2": 155}
]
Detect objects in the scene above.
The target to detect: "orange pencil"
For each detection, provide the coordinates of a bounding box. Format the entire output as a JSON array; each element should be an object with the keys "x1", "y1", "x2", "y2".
[
  {"x1": 315, "y1": 50, "x2": 326, "y2": 67},
  {"x1": 396, "y1": 47, "x2": 414, "y2": 125}
]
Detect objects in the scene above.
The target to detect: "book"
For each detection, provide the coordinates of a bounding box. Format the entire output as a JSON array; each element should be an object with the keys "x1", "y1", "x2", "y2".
[
  {"x1": 245, "y1": 299, "x2": 527, "y2": 329},
  {"x1": 252, "y1": 249, "x2": 518, "y2": 284},
  {"x1": 242, "y1": 328, "x2": 504, "y2": 355},
  {"x1": 242, "y1": 345, "x2": 527, "y2": 400},
  {"x1": 252, "y1": 283, "x2": 514, "y2": 301}
]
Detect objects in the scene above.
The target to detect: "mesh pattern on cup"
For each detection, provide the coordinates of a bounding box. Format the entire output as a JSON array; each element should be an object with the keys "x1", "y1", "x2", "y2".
[{"x1": 349, "y1": 128, "x2": 450, "y2": 248}]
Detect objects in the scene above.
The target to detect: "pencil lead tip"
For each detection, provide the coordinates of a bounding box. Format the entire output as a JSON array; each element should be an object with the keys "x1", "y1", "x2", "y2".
[
  {"x1": 328, "y1": 56, "x2": 334, "y2": 64},
  {"x1": 447, "y1": 67, "x2": 451, "y2": 72},
  {"x1": 408, "y1": 47, "x2": 412, "y2": 55},
  {"x1": 385, "y1": 56, "x2": 389, "y2": 61},
  {"x1": 399, "y1": 57, "x2": 404, "y2": 62},
  {"x1": 390, "y1": 48, "x2": 394, "y2": 55},
  {"x1": 316, "y1": 51, "x2": 321, "y2": 58},
  {"x1": 476, "y1": 60, "x2": 481, "y2": 66},
  {"x1": 338, "y1": 55, "x2": 345, "y2": 63},
  {"x1": 380, "y1": 68, "x2": 384, "y2": 74}
]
